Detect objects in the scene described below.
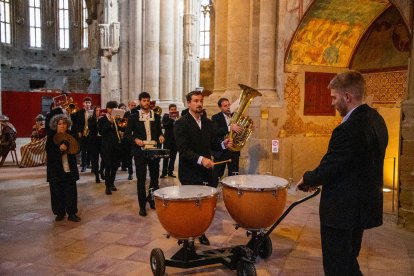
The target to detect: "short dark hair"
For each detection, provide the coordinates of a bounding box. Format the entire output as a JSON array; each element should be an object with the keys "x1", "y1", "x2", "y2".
[
  {"x1": 83, "y1": 96, "x2": 92, "y2": 102},
  {"x1": 186, "y1": 90, "x2": 203, "y2": 102},
  {"x1": 328, "y1": 70, "x2": 365, "y2": 100},
  {"x1": 139, "y1": 92, "x2": 151, "y2": 100},
  {"x1": 217, "y1": 98, "x2": 229, "y2": 107},
  {"x1": 106, "y1": 101, "x2": 118, "y2": 109},
  {"x1": 168, "y1": 104, "x2": 177, "y2": 110},
  {"x1": 118, "y1": 103, "x2": 126, "y2": 109}
]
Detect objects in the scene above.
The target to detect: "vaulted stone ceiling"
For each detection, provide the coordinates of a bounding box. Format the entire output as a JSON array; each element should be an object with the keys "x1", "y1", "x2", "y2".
[{"x1": 286, "y1": 0, "x2": 392, "y2": 67}]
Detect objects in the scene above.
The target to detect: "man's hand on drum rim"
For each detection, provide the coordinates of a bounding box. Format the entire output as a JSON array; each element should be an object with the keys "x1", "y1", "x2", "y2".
[{"x1": 296, "y1": 177, "x2": 316, "y2": 192}]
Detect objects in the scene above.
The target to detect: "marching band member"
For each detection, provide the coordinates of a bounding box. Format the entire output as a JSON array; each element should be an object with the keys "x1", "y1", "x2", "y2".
[
  {"x1": 87, "y1": 106, "x2": 105, "y2": 183},
  {"x1": 125, "y1": 92, "x2": 164, "y2": 217},
  {"x1": 73, "y1": 97, "x2": 93, "y2": 172},
  {"x1": 46, "y1": 114, "x2": 81, "y2": 222},
  {"x1": 98, "y1": 101, "x2": 121, "y2": 195},
  {"x1": 160, "y1": 104, "x2": 178, "y2": 178},
  {"x1": 120, "y1": 100, "x2": 137, "y2": 180},
  {"x1": 174, "y1": 90, "x2": 232, "y2": 245},
  {"x1": 211, "y1": 98, "x2": 243, "y2": 187}
]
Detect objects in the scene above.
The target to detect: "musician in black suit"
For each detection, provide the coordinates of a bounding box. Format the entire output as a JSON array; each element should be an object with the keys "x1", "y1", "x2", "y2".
[
  {"x1": 297, "y1": 71, "x2": 388, "y2": 276},
  {"x1": 160, "y1": 104, "x2": 178, "y2": 178},
  {"x1": 211, "y1": 98, "x2": 243, "y2": 187},
  {"x1": 87, "y1": 105, "x2": 105, "y2": 183},
  {"x1": 174, "y1": 90, "x2": 232, "y2": 245},
  {"x1": 124, "y1": 92, "x2": 164, "y2": 217},
  {"x1": 98, "y1": 101, "x2": 122, "y2": 195},
  {"x1": 73, "y1": 97, "x2": 92, "y2": 172},
  {"x1": 120, "y1": 100, "x2": 137, "y2": 180}
]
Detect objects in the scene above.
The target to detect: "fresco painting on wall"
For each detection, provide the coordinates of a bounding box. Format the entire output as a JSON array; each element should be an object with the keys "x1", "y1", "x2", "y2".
[
  {"x1": 351, "y1": 7, "x2": 410, "y2": 71},
  {"x1": 286, "y1": 0, "x2": 390, "y2": 67}
]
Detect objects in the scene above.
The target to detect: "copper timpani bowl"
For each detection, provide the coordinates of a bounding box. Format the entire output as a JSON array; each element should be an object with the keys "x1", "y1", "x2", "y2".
[
  {"x1": 221, "y1": 175, "x2": 289, "y2": 231},
  {"x1": 153, "y1": 185, "x2": 218, "y2": 240}
]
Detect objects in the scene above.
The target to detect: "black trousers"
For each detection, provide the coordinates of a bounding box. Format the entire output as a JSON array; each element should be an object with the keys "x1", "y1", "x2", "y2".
[
  {"x1": 320, "y1": 224, "x2": 364, "y2": 276},
  {"x1": 103, "y1": 148, "x2": 119, "y2": 188},
  {"x1": 134, "y1": 155, "x2": 160, "y2": 209},
  {"x1": 79, "y1": 136, "x2": 89, "y2": 167},
  {"x1": 49, "y1": 175, "x2": 78, "y2": 216},
  {"x1": 211, "y1": 150, "x2": 240, "y2": 187},
  {"x1": 162, "y1": 146, "x2": 177, "y2": 175},
  {"x1": 121, "y1": 139, "x2": 133, "y2": 175}
]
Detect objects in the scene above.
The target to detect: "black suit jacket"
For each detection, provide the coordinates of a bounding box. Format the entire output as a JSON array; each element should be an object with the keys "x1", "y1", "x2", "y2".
[
  {"x1": 161, "y1": 113, "x2": 176, "y2": 149},
  {"x1": 98, "y1": 115, "x2": 121, "y2": 154},
  {"x1": 211, "y1": 112, "x2": 240, "y2": 159},
  {"x1": 174, "y1": 113, "x2": 222, "y2": 184},
  {"x1": 73, "y1": 109, "x2": 88, "y2": 137},
  {"x1": 303, "y1": 104, "x2": 388, "y2": 230},
  {"x1": 124, "y1": 111, "x2": 163, "y2": 157}
]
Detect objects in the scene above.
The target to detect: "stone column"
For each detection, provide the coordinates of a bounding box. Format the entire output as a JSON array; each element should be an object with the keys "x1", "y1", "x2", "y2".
[
  {"x1": 159, "y1": 0, "x2": 174, "y2": 108},
  {"x1": 212, "y1": 0, "x2": 228, "y2": 96},
  {"x1": 398, "y1": 21, "x2": 414, "y2": 231},
  {"x1": 257, "y1": 0, "x2": 278, "y2": 104},
  {"x1": 100, "y1": 0, "x2": 121, "y2": 105},
  {"x1": 226, "y1": 0, "x2": 250, "y2": 94},
  {"x1": 129, "y1": 0, "x2": 143, "y2": 100},
  {"x1": 119, "y1": 0, "x2": 129, "y2": 102},
  {"x1": 173, "y1": 0, "x2": 184, "y2": 108},
  {"x1": 143, "y1": 0, "x2": 160, "y2": 100},
  {"x1": 183, "y1": 0, "x2": 200, "y2": 95}
]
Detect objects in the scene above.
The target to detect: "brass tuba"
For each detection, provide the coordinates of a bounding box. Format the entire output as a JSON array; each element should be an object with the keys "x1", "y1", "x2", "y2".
[{"x1": 227, "y1": 84, "x2": 262, "y2": 152}]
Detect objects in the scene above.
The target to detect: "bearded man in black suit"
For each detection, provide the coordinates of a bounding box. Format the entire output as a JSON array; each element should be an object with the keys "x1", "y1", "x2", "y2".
[
  {"x1": 211, "y1": 98, "x2": 243, "y2": 187},
  {"x1": 297, "y1": 70, "x2": 388, "y2": 276},
  {"x1": 174, "y1": 90, "x2": 232, "y2": 245},
  {"x1": 124, "y1": 92, "x2": 164, "y2": 217}
]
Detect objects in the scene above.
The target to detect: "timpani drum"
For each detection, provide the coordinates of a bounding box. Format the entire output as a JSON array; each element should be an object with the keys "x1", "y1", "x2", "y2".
[
  {"x1": 221, "y1": 175, "x2": 289, "y2": 231},
  {"x1": 153, "y1": 185, "x2": 218, "y2": 240}
]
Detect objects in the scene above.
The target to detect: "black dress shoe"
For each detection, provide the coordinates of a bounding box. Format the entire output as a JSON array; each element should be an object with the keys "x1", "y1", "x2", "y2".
[
  {"x1": 80, "y1": 166, "x2": 86, "y2": 172},
  {"x1": 168, "y1": 173, "x2": 176, "y2": 178},
  {"x1": 111, "y1": 185, "x2": 117, "y2": 191},
  {"x1": 95, "y1": 175, "x2": 101, "y2": 183},
  {"x1": 139, "y1": 209, "x2": 147, "y2": 216},
  {"x1": 128, "y1": 174, "x2": 133, "y2": 180},
  {"x1": 68, "y1": 214, "x2": 81, "y2": 222},
  {"x1": 55, "y1": 214, "x2": 65, "y2": 221},
  {"x1": 105, "y1": 188, "x2": 112, "y2": 195},
  {"x1": 160, "y1": 174, "x2": 167, "y2": 178},
  {"x1": 149, "y1": 200, "x2": 156, "y2": 210},
  {"x1": 198, "y1": 234, "x2": 210, "y2": 245}
]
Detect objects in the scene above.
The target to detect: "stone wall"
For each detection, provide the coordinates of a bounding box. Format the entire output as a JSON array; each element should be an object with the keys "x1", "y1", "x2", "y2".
[{"x1": 0, "y1": 0, "x2": 101, "y2": 93}]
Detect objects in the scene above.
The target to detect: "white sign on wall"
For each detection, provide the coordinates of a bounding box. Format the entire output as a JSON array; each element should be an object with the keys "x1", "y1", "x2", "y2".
[{"x1": 271, "y1": 139, "x2": 279, "y2": 153}]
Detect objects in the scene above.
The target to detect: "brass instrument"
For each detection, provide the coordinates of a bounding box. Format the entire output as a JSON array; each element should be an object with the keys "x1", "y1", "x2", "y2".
[
  {"x1": 116, "y1": 117, "x2": 128, "y2": 128},
  {"x1": 52, "y1": 94, "x2": 79, "y2": 114},
  {"x1": 150, "y1": 100, "x2": 162, "y2": 115},
  {"x1": 227, "y1": 84, "x2": 262, "y2": 152},
  {"x1": 82, "y1": 110, "x2": 93, "y2": 137}
]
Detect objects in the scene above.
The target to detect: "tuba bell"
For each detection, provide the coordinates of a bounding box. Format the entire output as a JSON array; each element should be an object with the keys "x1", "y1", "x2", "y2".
[{"x1": 227, "y1": 84, "x2": 262, "y2": 152}]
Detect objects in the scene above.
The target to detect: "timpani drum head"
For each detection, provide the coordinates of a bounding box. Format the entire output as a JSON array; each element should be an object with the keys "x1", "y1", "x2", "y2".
[
  {"x1": 221, "y1": 174, "x2": 289, "y2": 190},
  {"x1": 153, "y1": 185, "x2": 218, "y2": 200}
]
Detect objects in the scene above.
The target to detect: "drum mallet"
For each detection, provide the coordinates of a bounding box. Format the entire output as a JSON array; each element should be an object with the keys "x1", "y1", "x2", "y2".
[{"x1": 212, "y1": 159, "x2": 232, "y2": 165}]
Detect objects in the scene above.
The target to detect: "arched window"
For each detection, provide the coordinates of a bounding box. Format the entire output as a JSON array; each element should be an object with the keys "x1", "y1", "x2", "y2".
[
  {"x1": 199, "y1": 0, "x2": 211, "y2": 59},
  {"x1": 81, "y1": 0, "x2": 88, "y2": 48},
  {"x1": 29, "y1": 0, "x2": 41, "y2": 48},
  {"x1": 0, "y1": 0, "x2": 11, "y2": 44},
  {"x1": 58, "y1": 0, "x2": 69, "y2": 49}
]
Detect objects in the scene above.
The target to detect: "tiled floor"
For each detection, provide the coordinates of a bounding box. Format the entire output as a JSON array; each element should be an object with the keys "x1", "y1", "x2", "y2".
[{"x1": 0, "y1": 144, "x2": 413, "y2": 275}]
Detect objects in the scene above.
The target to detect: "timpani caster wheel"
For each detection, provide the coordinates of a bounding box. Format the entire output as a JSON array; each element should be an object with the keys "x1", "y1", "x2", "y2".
[
  {"x1": 237, "y1": 260, "x2": 256, "y2": 276},
  {"x1": 258, "y1": 235, "x2": 272, "y2": 259},
  {"x1": 150, "y1": 248, "x2": 166, "y2": 276}
]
